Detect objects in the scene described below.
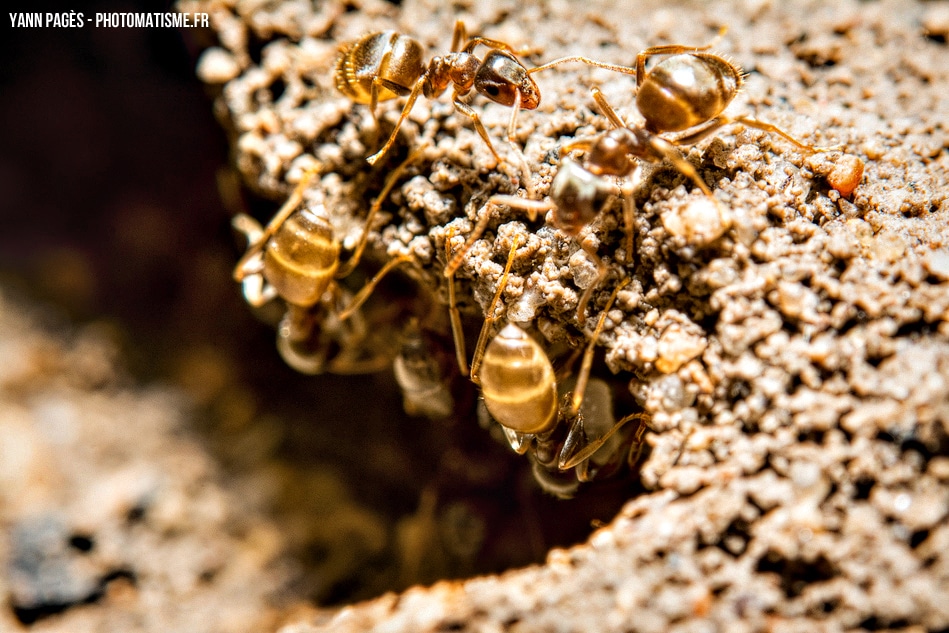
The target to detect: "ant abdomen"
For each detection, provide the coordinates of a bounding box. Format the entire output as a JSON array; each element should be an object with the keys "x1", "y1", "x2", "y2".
[
  {"x1": 637, "y1": 53, "x2": 742, "y2": 133},
  {"x1": 479, "y1": 323, "x2": 558, "y2": 435},
  {"x1": 335, "y1": 31, "x2": 426, "y2": 104},
  {"x1": 263, "y1": 208, "x2": 340, "y2": 308}
]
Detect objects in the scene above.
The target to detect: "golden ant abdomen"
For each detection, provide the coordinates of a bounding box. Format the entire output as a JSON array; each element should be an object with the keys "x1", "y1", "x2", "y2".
[
  {"x1": 637, "y1": 53, "x2": 742, "y2": 133},
  {"x1": 263, "y1": 208, "x2": 340, "y2": 308},
  {"x1": 335, "y1": 31, "x2": 426, "y2": 104}
]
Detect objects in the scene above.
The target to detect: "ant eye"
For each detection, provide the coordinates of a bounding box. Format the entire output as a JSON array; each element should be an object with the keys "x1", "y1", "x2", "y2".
[{"x1": 484, "y1": 84, "x2": 500, "y2": 97}]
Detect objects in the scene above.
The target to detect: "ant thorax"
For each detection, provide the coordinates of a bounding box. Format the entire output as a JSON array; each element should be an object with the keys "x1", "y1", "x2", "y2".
[
  {"x1": 423, "y1": 54, "x2": 478, "y2": 96},
  {"x1": 585, "y1": 128, "x2": 644, "y2": 176},
  {"x1": 548, "y1": 158, "x2": 614, "y2": 236}
]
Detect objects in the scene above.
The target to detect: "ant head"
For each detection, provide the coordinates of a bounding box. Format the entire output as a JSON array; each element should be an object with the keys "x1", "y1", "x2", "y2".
[{"x1": 475, "y1": 50, "x2": 541, "y2": 109}]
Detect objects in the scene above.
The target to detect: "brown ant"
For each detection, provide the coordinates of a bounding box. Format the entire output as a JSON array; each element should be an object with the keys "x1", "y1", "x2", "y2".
[
  {"x1": 231, "y1": 153, "x2": 421, "y2": 374},
  {"x1": 335, "y1": 20, "x2": 653, "y2": 166},
  {"x1": 445, "y1": 31, "x2": 854, "y2": 324},
  {"x1": 539, "y1": 26, "x2": 838, "y2": 190},
  {"x1": 336, "y1": 21, "x2": 542, "y2": 165},
  {"x1": 446, "y1": 233, "x2": 647, "y2": 497}
]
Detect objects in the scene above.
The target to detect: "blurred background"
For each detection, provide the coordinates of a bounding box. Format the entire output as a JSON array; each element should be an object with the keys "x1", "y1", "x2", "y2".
[{"x1": 1, "y1": 0, "x2": 234, "y2": 372}]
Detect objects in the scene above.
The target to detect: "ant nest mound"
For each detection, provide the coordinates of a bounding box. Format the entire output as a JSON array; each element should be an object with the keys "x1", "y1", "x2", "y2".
[{"x1": 185, "y1": 0, "x2": 949, "y2": 629}]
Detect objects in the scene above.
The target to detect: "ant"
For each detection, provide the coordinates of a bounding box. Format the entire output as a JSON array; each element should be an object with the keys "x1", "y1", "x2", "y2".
[
  {"x1": 336, "y1": 20, "x2": 541, "y2": 165},
  {"x1": 446, "y1": 232, "x2": 647, "y2": 497},
  {"x1": 336, "y1": 20, "x2": 648, "y2": 166},
  {"x1": 392, "y1": 318, "x2": 455, "y2": 420},
  {"x1": 231, "y1": 152, "x2": 421, "y2": 374},
  {"x1": 444, "y1": 29, "x2": 854, "y2": 324}
]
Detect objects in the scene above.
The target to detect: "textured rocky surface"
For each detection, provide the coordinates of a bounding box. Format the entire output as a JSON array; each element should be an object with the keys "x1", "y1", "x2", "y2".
[{"x1": 2, "y1": 0, "x2": 947, "y2": 631}]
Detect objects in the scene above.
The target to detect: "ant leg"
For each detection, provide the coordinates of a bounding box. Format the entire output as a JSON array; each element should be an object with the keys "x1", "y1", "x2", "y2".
[
  {"x1": 326, "y1": 308, "x2": 394, "y2": 374},
  {"x1": 451, "y1": 95, "x2": 503, "y2": 163},
  {"x1": 530, "y1": 30, "x2": 728, "y2": 88},
  {"x1": 506, "y1": 87, "x2": 521, "y2": 143},
  {"x1": 328, "y1": 294, "x2": 396, "y2": 374},
  {"x1": 667, "y1": 115, "x2": 731, "y2": 147},
  {"x1": 232, "y1": 215, "x2": 284, "y2": 307},
  {"x1": 232, "y1": 165, "x2": 322, "y2": 281},
  {"x1": 337, "y1": 145, "x2": 425, "y2": 278},
  {"x1": 461, "y1": 35, "x2": 522, "y2": 56},
  {"x1": 669, "y1": 113, "x2": 829, "y2": 154},
  {"x1": 575, "y1": 239, "x2": 607, "y2": 327},
  {"x1": 450, "y1": 20, "x2": 466, "y2": 52},
  {"x1": 562, "y1": 412, "x2": 648, "y2": 473},
  {"x1": 470, "y1": 235, "x2": 521, "y2": 384},
  {"x1": 590, "y1": 87, "x2": 628, "y2": 129},
  {"x1": 230, "y1": 215, "x2": 274, "y2": 306},
  {"x1": 367, "y1": 76, "x2": 427, "y2": 166},
  {"x1": 242, "y1": 274, "x2": 278, "y2": 308},
  {"x1": 372, "y1": 76, "x2": 416, "y2": 116},
  {"x1": 444, "y1": 227, "x2": 469, "y2": 376},
  {"x1": 234, "y1": 261, "x2": 278, "y2": 307},
  {"x1": 337, "y1": 254, "x2": 414, "y2": 321},
  {"x1": 619, "y1": 168, "x2": 642, "y2": 265},
  {"x1": 731, "y1": 116, "x2": 832, "y2": 153},
  {"x1": 459, "y1": 33, "x2": 543, "y2": 58},
  {"x1": 276, "y1": 305, "x2": 330, "y2": 375},
  {"x1": 488, "y1": 195, "x2": 550, "y2": 222},
  {"x1": 634, "y1": 26, "x2": 727, "y2": 86},
  {"x1": 559, "y1": 277, "x2": 634, "y2": 470},
  {"x1": 327, "y1": 352, "x2": 392, "y2": 375},
  {"x1": 646, "y1": 135, "x2": 714, "y2": 196},
  {"x1": 626, "y1": 418, "x2": 650, "y2": 468},
  {"x1": 232, "y1": 212, "x2": 263, "y2": 247},
  {"x1": 368, "y1": 31, "x2": 402, "y2": 119},
  {"x1": 504, "y1": 89, "x2": 539, "y2": 193},
  {"x1": 568, "y1": 276, "x2": 630, "y2": 417},
  {"x1": 444, "y1": 206, "x2": 493, "y2": 280},
  {"x1": 444, "y1": 196, "x2": 551, "y2": 279}
]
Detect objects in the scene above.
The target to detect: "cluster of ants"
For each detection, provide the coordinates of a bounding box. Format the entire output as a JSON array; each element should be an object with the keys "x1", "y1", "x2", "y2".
[{"x1": 231, "y1": 21, "x2": 863, "y2": 497}]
